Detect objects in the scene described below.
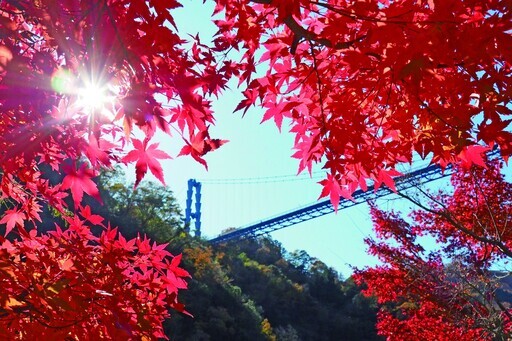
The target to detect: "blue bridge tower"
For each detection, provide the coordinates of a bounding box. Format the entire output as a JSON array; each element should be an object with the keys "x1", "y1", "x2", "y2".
[{"x1": 184, "y1": 179, "x2": 202, "y2": 237}]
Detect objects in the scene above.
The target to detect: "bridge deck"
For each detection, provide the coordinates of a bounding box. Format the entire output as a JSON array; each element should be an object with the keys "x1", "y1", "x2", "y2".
[{"x1": 209, "y1": 150, "x2": 499, "y2": 244}]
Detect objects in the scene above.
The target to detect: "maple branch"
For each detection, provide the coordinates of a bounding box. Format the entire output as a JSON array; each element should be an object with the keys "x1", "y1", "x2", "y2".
[
  {"x1": 472, "y1": 267, "x2": 512, "y2": 324},
  {"x1": 469, "y1": 170, "x2": 503, "y2": 239},
  {"x1": 446, "y1": 268, "x2": 492, "y2": 316},
  {"x1": 32, "y1": 313, "x2": 87, "y2": 330},
  {"x1": 417, "y1": 96, "x2": 465, "y2": 133},
  {"x1": 395, "y1": 190, "x2": 512, "y2": 259},
  {"x1": 250, "y1": 0, "x2": 366, "y2": 51},
  {"x1": 495, "y1": 298, "x2": 512, "y2": 322},
  {"x1": 311, "y1": 1, "x2": 462, "y2": 25},
  {"x1": 309, "y1": 45, "x2": 326, "y2": 125},
  {"x1": 103, "y1": 3, "x2": 134, "y2": 65}
]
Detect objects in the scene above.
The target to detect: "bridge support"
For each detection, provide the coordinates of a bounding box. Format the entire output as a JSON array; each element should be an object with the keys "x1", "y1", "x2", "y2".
[{"x1": 185, "y1": 179, "x2": 202, "y2": 237}]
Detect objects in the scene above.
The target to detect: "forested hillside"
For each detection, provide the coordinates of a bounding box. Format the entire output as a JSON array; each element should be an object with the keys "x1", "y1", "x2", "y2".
[
  {"x1": 93, "y1": 169, "x2": 381, "y2": 340},
  {"x1": 167, "y1": 237, "x2": 380, "y2": 340}
]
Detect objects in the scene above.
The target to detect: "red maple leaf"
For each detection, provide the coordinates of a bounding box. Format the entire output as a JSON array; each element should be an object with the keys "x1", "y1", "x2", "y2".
[
  {"x1": 114, "y1": 232, "x2": 136, "y2": 252},
  {"x1": 61, "y1": 162, "x2": 102, "y2": 208},
  {"x1": 58, "y1": 257, "x2": 75, "y2": 271},
  {"x1": 458, "y1": 145, "x2": 490, "y2": 169},
  {"x1": 0, "y1": 209, "x2": 26, "y2": 236},
  {"x1": 122, "y1": 138, "x2": 171, "y2": 187},
  {"x1": 318, "y1": 174, "x2": 352, "y2": 212},
  {"x1": 374, "y1": 169, "x2": 402, "y2": 192},
  {"x1": 85, "y1": 135, "x2": 117, "y2": 168},
  {"x1": 168, "y1": 253, "x2": 191, "y2": 278},
  {"x1": 23, "y1": 197, "x2": 42, "y2": 223},
  {"x1": 178, "y1": 130, "x2": 228, "y2": 169},
  {"x1": 79, "y1": 205, "x2": 104, "y2": 226}
]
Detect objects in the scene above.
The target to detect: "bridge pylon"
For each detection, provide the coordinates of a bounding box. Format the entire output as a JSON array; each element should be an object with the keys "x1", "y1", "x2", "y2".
[{"x1": 184, "y1": 179, "x2": 201, "y2": 237}]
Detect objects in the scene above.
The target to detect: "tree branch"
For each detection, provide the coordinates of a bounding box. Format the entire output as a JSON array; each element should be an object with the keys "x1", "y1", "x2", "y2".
[
  {"x1": 395, "y1": 190, "x2": 512, "y2": 259},
  {"x1": 250, "y1": 0, "x2": 365, "y2": 51}
]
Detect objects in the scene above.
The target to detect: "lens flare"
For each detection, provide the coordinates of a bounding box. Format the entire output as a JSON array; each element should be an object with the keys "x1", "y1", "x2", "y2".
[
  {"x1": 76, "y1": 80, "x2": 117, "y2": 121},
  {"x1": 51, "y1": 67, "x2": 119, "y2": 121},
  {"x1": 77, "y1": 82, "x2": 109, "y2": 111},
  {"x1": 51, "y1": 69, "x2": 74, "y2": 94}
]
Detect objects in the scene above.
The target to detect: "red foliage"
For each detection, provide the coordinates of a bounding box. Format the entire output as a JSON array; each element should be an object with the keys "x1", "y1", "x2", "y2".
[
  {"x1": 0, "y1": 0, "x2": 208, "y2": 336},
  {"x1": 213, "y1": 0, "x2": 512, "y2": 199},
  {"x1": 0, "y1": 0, "x2": 511, "y2": 337},
  {"x1": 0, "y1": 0, "x2": 510, "y2": 215},
  {"x1": 355, "y1": 160, "x2": 512, "y2": 340},
  {"x1": 0, "y1": 216, "x2": 190, "y2": 339}
]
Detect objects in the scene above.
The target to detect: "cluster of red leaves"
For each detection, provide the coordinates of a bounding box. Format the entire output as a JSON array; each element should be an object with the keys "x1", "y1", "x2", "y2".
[
  {"x1": 354, "y1": 159, "x2": 512, "y2": 340},
  {"x1": 212, "y1": 0, "x2": 512, "y2": 208},
  {"x1": 0, "y1": 0, "x2": 210, "y2": 337},
  {"x1": 1, "y1": 0, "x2": 510, "y2": 213},
  {"x1": 0, "y1": 210, "x2": 190, "y2": 339},
  {"x1": 0, "y1": 0, "x2": 230, "y2": 219}
]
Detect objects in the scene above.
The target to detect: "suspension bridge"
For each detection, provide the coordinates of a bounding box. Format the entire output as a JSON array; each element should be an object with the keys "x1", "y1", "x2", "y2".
[{"x1": 183, "y1": 149, "x2": 501, "y2": 244}]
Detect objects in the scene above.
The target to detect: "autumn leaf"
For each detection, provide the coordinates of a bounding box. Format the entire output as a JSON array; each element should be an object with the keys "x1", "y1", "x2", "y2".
[
  {"x1": 61, "y1": 162, "x2": 102, "y2": 208},
  {"x1": 375, "y1": 169, "x2": 402, "y2": 192},
  {"x1": 58, "y1": 257, "x2": 74, "y2": 271},
  {"x1": 168, "y1": 254, "x2": 191, "y2": 278},
  {"x1": 24, "y1": 197, "x2": 42, "y2": 223},
  {"x1": 0, "y1": 209, "x2": 26, "y2": 236},
  {"x1": 4, "y1": 297, "x2": 25, "y2": 311},
  {"x1": 318, "y1": 174, "x2": 352, "y2": 212},
  {"x1": 178, "y1": 130, "x2": 228, "y2": 169},
  {"x1": 79, "y1": 205, "x2": 104, "y2": 226},
  {"x1": 122, "y1": 138, "x2": 171, "y2": 187},
  {"x1": 85, "y1": 135, "x2": 117, "y2": 168},
  {"x1": 114, "y1": 233, "x2": 136, "y2": 252},
  {"x1": 458, "y1": 145, "x2": 490, "y2": 169}
]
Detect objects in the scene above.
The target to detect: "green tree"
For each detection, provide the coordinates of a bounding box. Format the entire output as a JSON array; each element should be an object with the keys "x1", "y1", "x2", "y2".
[{"x1": 95, "y1": 168, "x2": 185, "y2": 243}]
